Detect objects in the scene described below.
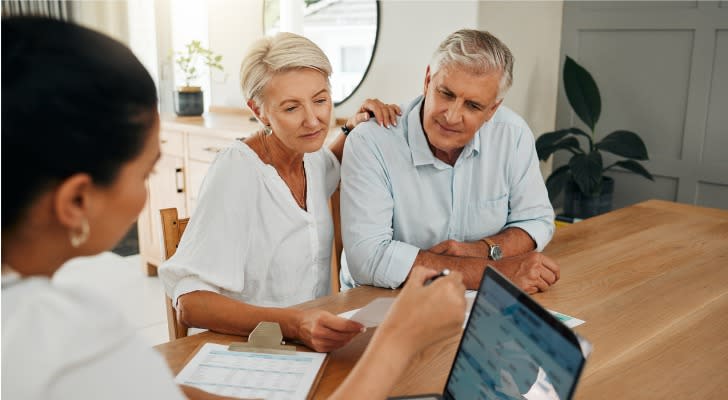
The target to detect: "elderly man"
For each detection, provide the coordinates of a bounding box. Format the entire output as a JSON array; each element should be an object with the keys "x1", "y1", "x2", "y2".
[{"x1": 340, "y1": 29, "x2": 559, "y2": 292}]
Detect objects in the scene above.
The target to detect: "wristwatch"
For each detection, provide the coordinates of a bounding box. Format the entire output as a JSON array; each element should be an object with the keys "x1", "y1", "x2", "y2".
[
  {"x1": 340, "y1": 123, "x2": 352, "y2": 136},
  {"x1": 482, "y1": 238, "x2": 503, "y2": 260}
]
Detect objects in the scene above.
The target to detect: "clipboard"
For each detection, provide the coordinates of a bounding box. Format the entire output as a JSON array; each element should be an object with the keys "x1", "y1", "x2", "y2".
[{"x1": 175, "y1": 322, "x2": 329, "y2": 400}]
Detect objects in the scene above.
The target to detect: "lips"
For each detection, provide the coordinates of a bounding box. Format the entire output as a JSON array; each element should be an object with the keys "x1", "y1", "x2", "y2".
[{"x1": 300, "y1": 129, "x2": 323, "y2": 139}]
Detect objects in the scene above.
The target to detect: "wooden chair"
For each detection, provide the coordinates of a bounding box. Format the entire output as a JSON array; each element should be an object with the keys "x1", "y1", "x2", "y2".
[
  {"x1": 159, "y1": 208, "x2": 190, "y2": 340},
  {"x1": 329, "y1": 187, "x2": 343, "y2": 294}
]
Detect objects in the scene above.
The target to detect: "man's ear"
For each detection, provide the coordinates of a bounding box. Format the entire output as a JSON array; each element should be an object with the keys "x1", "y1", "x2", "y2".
[
  {"x1": 485, "y1": 98, "x2": 504, "y2": 121},
  {"x1": 247, "y1": 99, "x2": 269, "y2": 126},
  {"x1": 53, "y1": 173, "x2": 93, "y2": 230},
  {"x1": 423, "y1": 65, "x2": 432, "y2": 95}
]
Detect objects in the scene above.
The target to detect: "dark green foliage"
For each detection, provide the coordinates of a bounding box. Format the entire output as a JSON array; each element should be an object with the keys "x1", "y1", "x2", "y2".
[{"x1": 536, "y1": 56, "x2": 653, "y2": 200}]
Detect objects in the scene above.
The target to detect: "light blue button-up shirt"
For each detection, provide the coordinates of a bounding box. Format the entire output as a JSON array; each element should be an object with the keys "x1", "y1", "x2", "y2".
[{"x1": 340, "y1": 95, "x2": 555, "y2": 289}]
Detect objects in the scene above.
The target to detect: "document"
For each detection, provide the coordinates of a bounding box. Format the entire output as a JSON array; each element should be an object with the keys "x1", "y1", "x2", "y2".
[
  {"x1": 175, "y1": 342, "x2": 326, "y2": 400},
  {"x1": 338, "y1": 297, "x2": 394, "y2": 327}
]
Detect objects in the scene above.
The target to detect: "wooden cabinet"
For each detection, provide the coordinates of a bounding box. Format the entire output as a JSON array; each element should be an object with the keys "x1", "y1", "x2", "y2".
[{"x1": 139, "y1": 110, "x2": 260, "y2": 275}]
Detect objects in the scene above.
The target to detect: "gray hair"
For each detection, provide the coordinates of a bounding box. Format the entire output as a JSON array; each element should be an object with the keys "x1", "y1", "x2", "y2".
[
  {"x1": 240, "y1": 32, "x2": 332, "y2": 107},
  {"x1": 430, "y1": 29, "x2": 514, "y2": 99}
]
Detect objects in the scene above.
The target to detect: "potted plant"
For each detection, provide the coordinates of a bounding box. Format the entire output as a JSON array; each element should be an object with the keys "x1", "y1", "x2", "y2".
[
  {"x1": 173, "y1": 40, "x2": 223, "y2": 116},
  {"x1": 536, "y1": 56, "x2": 654, "y2": 218}
]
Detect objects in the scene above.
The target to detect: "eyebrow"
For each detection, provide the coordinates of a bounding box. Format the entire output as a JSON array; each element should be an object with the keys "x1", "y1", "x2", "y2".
[
  {"x1": 277, "y1": 88, "x2": 330, "y2": 107},
  {"x1": 438, "y1": 84, "x2": 486, "y2": 108}
]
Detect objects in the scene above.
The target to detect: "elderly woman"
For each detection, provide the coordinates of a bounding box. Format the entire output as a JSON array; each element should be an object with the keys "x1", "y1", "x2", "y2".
[
  {"x1": 2, "y1": 17, "x2": 465, "y2": 400},
  {"x1": 158, "y1": 33, "x2": 401, "y2": 352}
]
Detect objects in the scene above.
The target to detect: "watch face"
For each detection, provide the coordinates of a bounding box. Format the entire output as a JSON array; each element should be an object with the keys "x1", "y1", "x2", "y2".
[{"x1": 491, "y1": 245, "x2": 503, "y2": 260}]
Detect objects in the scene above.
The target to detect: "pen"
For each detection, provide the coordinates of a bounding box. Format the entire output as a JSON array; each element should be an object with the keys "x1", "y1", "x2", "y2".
[{"x1": 424, "y1": 268, "x2": 450, "y2": 286}]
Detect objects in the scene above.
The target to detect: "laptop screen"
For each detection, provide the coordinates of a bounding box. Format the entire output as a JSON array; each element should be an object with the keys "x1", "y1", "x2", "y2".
[{"x1": 444, "y1": 268, "x2": 587, "y2": 400}]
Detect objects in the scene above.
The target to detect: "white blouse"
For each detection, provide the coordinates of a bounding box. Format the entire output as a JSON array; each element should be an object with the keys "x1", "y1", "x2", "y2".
[
  {"x1": 159, "y1": 140, "x2": 340, "y2": 308},
  {"x1": 1, "y1": 274, "x2": 185, "y2": 400}
]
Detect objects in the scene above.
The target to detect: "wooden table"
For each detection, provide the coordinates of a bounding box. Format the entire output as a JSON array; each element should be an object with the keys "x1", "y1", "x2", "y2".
[{"x1": 155, "y1": 200, "x2": 728, "y2": 399}]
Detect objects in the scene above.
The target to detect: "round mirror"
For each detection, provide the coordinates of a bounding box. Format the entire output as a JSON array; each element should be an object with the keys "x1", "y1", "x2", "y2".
[{"x1": 263, "y1": 0, "x2": 379, "y2": 105}]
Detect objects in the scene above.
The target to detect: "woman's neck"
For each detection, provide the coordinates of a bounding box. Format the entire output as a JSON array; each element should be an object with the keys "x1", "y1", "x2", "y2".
[
  {"x1": 260, "y1": 132, "x2": 305, "y2": 176},
  {"x1": 2, "y1": 230, "x2": 71, "y2": 278}
]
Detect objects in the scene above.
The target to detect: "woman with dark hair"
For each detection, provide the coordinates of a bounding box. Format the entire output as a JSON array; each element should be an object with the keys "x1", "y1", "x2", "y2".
[{"x1": 1, "y1": 17, "x2": 466, "y2": 400}]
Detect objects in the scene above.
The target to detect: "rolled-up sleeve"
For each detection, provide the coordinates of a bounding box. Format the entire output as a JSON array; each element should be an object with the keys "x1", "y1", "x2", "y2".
[
  {"x1": 504, "y1": 127, "x2": 555, "y2": 251},
  {"x1": 340, "y1": 130, "x2": 418, "y2": 289}
]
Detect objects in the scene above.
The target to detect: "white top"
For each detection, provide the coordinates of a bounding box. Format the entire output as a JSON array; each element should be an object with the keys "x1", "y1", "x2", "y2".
[
  {"x1": 159, "y1": 140, "x2": 340, "y2": 308},
  {"x1": 1, "y1": 274, "x2": 185, "y2": 400}
]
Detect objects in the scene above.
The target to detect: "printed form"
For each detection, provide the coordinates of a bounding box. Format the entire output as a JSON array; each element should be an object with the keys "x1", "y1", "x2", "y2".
[{"x1": 176, "y1": 343, "x2": 326, "y2": 400}]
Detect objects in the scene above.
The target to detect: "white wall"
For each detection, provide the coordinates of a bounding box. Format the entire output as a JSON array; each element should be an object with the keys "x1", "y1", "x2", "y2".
[
  {"x1": 477, "y1": 1, "x2": 564, "y2": 176},
  {"x1": 207, "y1": 0, "x2": 263, "y2": 108},
  {"x1": 333, "y1": 0, "x2": 479, "y2": 116}
]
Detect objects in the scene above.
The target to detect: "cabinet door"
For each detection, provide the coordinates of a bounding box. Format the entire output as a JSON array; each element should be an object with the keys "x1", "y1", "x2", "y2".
[
  {"x1": 138, "y1": 152, "x2": 187, "y2": 273},
  {"x1": 187, "y1": 159, "x2": 212, "y2": 215}
]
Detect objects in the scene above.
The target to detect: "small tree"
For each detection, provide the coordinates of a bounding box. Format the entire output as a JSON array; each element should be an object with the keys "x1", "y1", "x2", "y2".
[{"x1": 174, "y1": 40, "x2": 223, "y2": 88}]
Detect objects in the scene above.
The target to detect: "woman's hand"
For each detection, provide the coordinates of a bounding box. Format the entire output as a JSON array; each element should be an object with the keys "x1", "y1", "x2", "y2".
[
  {"x1": 378, "y1": 266, "x2": 466, "y2": 353},
  {"x1": 346, "y1": 98, "x2": 402, "y2": 130},
  {"x1": 295, "y1": 309, "x2": 365, "y2": 352}
]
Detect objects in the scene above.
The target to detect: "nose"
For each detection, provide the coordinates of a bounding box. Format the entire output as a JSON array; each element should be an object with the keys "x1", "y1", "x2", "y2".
[
  {"x1": 302, "y1": 105, "x2": 320, "y2": 128},
  {"x1": 444, "y1": 101, "x2": 463, "y2": 125}
]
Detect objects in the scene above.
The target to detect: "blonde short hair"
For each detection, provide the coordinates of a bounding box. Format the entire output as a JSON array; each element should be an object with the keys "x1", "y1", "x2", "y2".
[
  {"x1": 240, "y1": 32, "x2": 332, "y2": 106},
  {"x1": 430, "y1": 29, "x2": 514, "y2": 99}
]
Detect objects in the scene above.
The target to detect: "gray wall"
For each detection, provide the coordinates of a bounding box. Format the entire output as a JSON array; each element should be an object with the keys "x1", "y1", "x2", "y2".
[{"x1": 555, "y1": 1, "x2": 728, "y2": 210}]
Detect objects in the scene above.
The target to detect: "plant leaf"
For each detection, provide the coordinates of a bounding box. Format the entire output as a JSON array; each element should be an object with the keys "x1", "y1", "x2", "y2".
[
  {"x1": 611, "y1": 160, "x2": 654, "y2": 181},
  {"x1": 569, "y1": 151, "x2": 603, "y2": 196},
  {"x1": 546, "y1": 165, "x2": 571, "y2": 201},
  {"x1": 536, "y1": 129, "x2": 570, "y2": 159},
  {"x1": 538, "y1": 137, "x2": 583, "y2": 161},
  {"x1": 564, "y1": 56, "x2": 601, "y2": 132},
  {"x1": 596, "y1": 130, "x2": 649, "y2": 160}
]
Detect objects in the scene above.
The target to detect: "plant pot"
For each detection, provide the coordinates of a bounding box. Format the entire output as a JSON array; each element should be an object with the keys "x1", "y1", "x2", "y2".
[
  {"x1": 563, "y1": 176, "x2": 614, "y2": 219},
  {"x1": 174, "y1": 86, "x2": 204, "y2": 116}
]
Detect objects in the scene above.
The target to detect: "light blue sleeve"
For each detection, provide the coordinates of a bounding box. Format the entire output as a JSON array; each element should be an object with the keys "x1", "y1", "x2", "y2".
[
  {"x1": 340, "y1": 129, "x2": 419, "y2": 289},
  {"x1": 504, "y1": 126, "x2": 555, "y2": 251}
]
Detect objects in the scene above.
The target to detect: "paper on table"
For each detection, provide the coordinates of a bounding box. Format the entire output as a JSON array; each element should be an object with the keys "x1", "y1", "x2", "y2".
[
  {"x1": 175, "y1": 342, "x2": 326, "y2": 400},
  {"x1": 338, "y1": 297, "x2": 394, "y2": 328},
  {"x1": 548, "y1": 310, "x2": 585, "y2": 328},
  {"x1": 462, "y1": 291, "x2": 587, "y2": 329}
]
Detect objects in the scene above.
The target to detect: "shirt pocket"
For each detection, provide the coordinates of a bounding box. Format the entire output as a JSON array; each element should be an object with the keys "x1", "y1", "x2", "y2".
[{"x1": 465, "y1": 194, "x2": 509, "y2": 239}]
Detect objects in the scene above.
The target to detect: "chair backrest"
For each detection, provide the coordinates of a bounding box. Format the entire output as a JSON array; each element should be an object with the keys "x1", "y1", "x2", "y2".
[
  {"x1": 329, "y1": 188, "x2": 343, "y2": 294},
  {"x1": 159, "y1": 208, "x2": 190, "y2": 341}
]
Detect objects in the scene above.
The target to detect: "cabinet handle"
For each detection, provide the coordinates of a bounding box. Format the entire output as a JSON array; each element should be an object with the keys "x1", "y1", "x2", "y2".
[
  {"x1": 203, "y1": 146, "x2": 222, "y2": 153},
  {"x1": 175, "y1": 167, "x2": 185, "y2": 193},
  {"x1": 161, "y1": 139, "x2": 168, "y2": 144}
]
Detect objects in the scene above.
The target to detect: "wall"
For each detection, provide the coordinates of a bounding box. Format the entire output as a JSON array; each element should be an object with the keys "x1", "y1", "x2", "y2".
[
  {"x1": 477, "y1": 1, "x2": 564, "y2": 176},
  {"x1": 207, "y1": 0, "x2": 263, "y2": 108},
  {"x1": 555, "y1": 1, "x2": 728, "y2": 210}
]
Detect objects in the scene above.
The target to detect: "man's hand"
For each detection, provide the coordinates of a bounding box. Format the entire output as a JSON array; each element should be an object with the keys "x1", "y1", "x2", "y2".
[
  {"x1": 493, "y1": 252, "x2": 560, "y2": 294},
  {"x1": 295, "y1": 309, "x2": 365, "y2": 352},
  {"x1": 428, "y1": 239, "x2": 487, "y2": 258}
]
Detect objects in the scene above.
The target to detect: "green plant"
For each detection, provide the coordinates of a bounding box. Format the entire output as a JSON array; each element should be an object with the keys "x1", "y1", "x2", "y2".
[
  {"x1": 174, "y1": 40, "x2": 223, "y2": 88},
  {"x1": 536, "y1": 56, "x2": 654, "y2": 200}
]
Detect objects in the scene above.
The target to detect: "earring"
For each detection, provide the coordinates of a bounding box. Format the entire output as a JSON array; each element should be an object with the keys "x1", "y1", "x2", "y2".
[
  {"x1": 70, "y1": 218, "x2": 90, "y2": 248},
  {"x1": 263, "y1": 124, "x2": 273, "y2": 135}
]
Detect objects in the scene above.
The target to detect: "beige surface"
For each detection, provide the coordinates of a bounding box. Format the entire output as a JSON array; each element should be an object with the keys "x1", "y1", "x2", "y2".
[{"x1": 155, "y1": 200, "x2": 728, "y2": 399}]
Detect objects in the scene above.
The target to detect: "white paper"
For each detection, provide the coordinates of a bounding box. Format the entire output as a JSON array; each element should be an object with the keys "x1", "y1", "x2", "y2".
[
  {"x1": 547, "y1": 310, "x2": 585, "y2": 328},
  {"x1": 175, "y1": 342, "x2": 326, "y2": 400},
  {"x1": 342, "y1": 297, "x2": 395, "y2": 327}
]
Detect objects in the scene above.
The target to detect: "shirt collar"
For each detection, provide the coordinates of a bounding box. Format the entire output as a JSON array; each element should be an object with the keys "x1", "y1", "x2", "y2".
[{"x1": 405, "y1": 95, "x2": 481, "y2": 167}]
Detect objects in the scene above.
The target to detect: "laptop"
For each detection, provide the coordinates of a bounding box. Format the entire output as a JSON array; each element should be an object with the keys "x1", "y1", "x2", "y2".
[{"x1": 390, "y1": 267, "x2": 591, "y2": 400}]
